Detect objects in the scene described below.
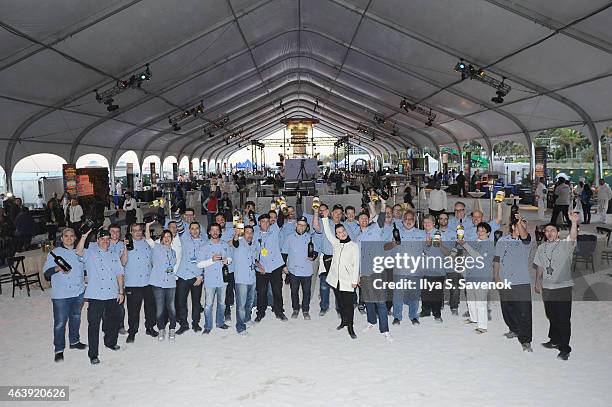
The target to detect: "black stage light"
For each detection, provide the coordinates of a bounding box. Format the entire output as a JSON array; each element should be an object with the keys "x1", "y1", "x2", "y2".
[
  {"x1": 172, "y1": 123, "x2": 181, "y2": 131},
  {"x1": 491, "y1": 90, "x2": 505, "y2": 104}
]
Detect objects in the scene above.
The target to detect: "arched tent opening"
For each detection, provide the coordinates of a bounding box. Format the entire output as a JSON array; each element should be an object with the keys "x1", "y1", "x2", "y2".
[
  {"x1": 178, "y1": 156, "x2": 190, "y2": 175},
  {"x1": 76, "y1": 154, "x2": 110, "y2": 170},
  {"x1": 534, "y1": 128, "x2": 596, "y2": 183},
  {"x1": 142, "y1": 155, "x2": 161, "y2": 187},
  {"x1": 0, "y1": 165, "x2": 5, "y2": 194},
  {"x1": 12, "y1": 153, "x2": 67, "y2": 204},
  {"x1": 191, "y1": 158, "x2": 200, "y2": 175},
  {"x1": 115, "y1": 151, "x2": 140, "y2": 177},
  {"x1": 162, "y1": 156, "x2": 178, "y2": 180}
]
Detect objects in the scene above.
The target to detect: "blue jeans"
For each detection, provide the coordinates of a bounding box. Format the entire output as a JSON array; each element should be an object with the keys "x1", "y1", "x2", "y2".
[
  {"x1": 235, "y1": 283, "x2": 255, "y2": 333},
  {"x1": 392, "y1": 275, "x2": 420, "y2": 321},
  {"x1": 152, "y1": 287, "x2": 176, "y2": 330},
  {"x1": 52, "y1": 293, "x2": 84, "y2": 353},
  {"x1": 204, "y1": 286, "x2": 226, "y2": 331},
  {"x1": 319, "y1": 274, "x2": 339, "y2": 313},
  {"x1": 365, "y1": 302, "x2": 389, "y2": 333}
]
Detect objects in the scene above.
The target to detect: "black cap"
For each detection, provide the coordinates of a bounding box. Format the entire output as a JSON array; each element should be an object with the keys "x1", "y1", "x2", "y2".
[
  {"x1": 332, "y1": 204, "x2": 344, "y2": 212},
  {"x1": 297, "y1": 216, "x2": 308, "y2": 223},
  {"x1": 97, "y1": 229, "x2": 110, "y2": 238},
  {"x1": 258, "y1": 213, "x2": 271, "y2": 221}
]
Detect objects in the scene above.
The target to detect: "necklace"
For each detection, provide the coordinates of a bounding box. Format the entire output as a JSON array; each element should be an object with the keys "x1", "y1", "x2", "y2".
[{"x1": 544, "y1": 240, "x2": 560, "y2": 275}]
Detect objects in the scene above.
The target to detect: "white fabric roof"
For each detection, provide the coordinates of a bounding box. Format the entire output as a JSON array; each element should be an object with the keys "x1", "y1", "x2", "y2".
[{"x1": 1, "y1": 0, "x2": 612, "y2": 183}]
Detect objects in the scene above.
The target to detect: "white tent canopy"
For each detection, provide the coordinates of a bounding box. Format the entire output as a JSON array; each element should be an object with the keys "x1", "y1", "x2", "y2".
[{"x1": 1, "y1": 0, "x2": 612, "y2": 190}]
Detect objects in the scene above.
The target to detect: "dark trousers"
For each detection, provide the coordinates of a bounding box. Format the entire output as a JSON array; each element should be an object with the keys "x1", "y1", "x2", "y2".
[
  {"x1": 225, "y1": 272, "x2": 235, "y2": 311},
  {"x1": 446, "y1": 272, "x2": 461, "y2": 310},
  {"x1": 256, "y1": 266, "x2": 284, "y2": 318},
  {"x1": 290, "y1": 274, "x2": 312, "y2": 312},
  {"x1": 87, "y1": 299, "x2": 121, "y2": 360},
  {"x1": 176, "y1": 277, "x2": 202, "y2": 328},
  {"x1": 333, "y1": 285, "x2": 355, "y2": 326},
  {"x1": 551, "y1": 205, "x2": 570, "y2": 226},
  {"x1": 499, "y1": 284, "x2": 532, "y2": 344},
  {"x1": 421, "y1": 276, "x2": 444, "y2": 317},
  {"x1": 582, "y1": 203, "x2": 591, "y2": 223},
  {"x1": 126, "y1": 285, "x2": 156, "y2": 335},
  {"x1": 125, "y1": 209, "x2": 136, "y2": 227},
  {"x1": 543, "y1": 287, "x2": 572, "y2": 353}
]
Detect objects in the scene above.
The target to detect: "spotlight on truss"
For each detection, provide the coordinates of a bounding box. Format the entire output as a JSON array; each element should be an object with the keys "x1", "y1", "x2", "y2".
[
  {"x1": 94, "y1": 64, "x2": 151, "y2": 111},
  {"x1": 454, "y1": 59, "x2": 511, "y2": 103},
  {"x1": 399, "y1": 98, "x2": 436, "y2": 126},
  {"x1": 168, "y1": 101, "x2": 204, "y2": 131}
]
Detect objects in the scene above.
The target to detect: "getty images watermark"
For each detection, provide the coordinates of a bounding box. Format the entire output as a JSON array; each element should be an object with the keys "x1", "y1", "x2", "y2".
[{"x1": 370, "y1": 253, "x2": 512, "y2": 290}]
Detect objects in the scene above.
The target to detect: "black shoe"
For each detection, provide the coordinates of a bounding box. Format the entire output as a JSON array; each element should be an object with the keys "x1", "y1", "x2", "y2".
[
  {"x1": 347, "y1": 325, "x2": 357, "y2": 339},
  {"x1": 542, "y1": 341, "x2": 559, "y2": 349},
  {"x1": 218, "y1": 324, "x2": 229, "y2": 330},
  {"x1": 557, "y1": 351, "x2": 570, "y2": 361},
  {"x1": 392, "y1": 318, "x2": 400, "y2": 325},
  {"x1": 276, "y1": 313, "x2": 288, "y2": 321},
  {"x1": 291, "y1": 310, "x2": 299, "y2": 319},
  {"x1": 69, "y1": 342, "x2": 87, "y2": 350},
  {"x1": 176, "y1": 326, "x2": 190, "y2": 335},
  {"x1": 202, "y1": 329, "x2": 211, "y2": 334},
  {"x1": 105, "y1": 345, "x2": 120, "y2": 351},
  {"x1": 90, "y1": 357, "x2": 100, "y2": 365},
  {"x1": 336, "y1": 322, "x2": 347, "y2": 330},
  {"x1": 434, "y1": 316, "x2": 443, "y2": 323},
  {"x1": 411, "y1": 318, "x2": 420, "y2": 325},
  {"x1": 126, "y1": 334, "x2": 135, "y2": 343},
  {"x1": 146, "y1": 328, "x2": 159, "y2": 338},
  {"x1": 254, "y1": 316, "x2": 263, "y2": 323},
  {"x1": 54, "y1": 352, "x2": 64, "y2": 362},
  {"x1": 419, "y1": 310, "x2": 431, "y2": 318},
  {"x1": 192, "y1": 325, "x2": 202, "y2": 333},
  {"x1": 358, "y1": 305, "x2": 366, "y2": 315}
]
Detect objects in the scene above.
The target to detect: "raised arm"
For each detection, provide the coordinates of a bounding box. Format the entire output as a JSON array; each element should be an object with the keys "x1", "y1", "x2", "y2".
[
  {"x1": 144, "y1": 221, "x2": 155, "y2": 248},
  {"x1": 568, "y1": 211, "x2": 579, "y2": 241},
  {"x1": 494, "y1": 201, "x2": 503, "y2": 226},
  {"x1": 321, "y1": 211, "x2": 339, "y2": 245},
  {"x1": 75, "y1": 229, "x2": 92, "y2": 256}
]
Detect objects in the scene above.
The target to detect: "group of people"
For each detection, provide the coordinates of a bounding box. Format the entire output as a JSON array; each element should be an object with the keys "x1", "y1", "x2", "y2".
[{"x1": 45, "y1": 186, "x2": 578, "y2": 366}]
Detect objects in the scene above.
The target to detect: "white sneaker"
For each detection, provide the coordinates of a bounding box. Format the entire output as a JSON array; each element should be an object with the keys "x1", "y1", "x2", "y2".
[
  {"x1": 362, "y1": 323, "x2": 375, "y2": 333},
  {"x1": 383, "y1": 332, "x2": 394, "y2": 342},
  {"x1": 247, "y1": 320, "x2": 255, "y2": 327},
  {"x1": 158, "y1": 329, "x2": 166, "y2": 341},
  {"x1": 168, "y1": 329, "x2": 175, "y2": 340}
]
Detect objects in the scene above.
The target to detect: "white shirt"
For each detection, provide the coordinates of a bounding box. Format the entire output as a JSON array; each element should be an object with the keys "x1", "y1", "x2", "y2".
[
  {"x1": 428, "y1": 189, "x2": 447, "y2": 212},
  {"x1": 123, "y1": 197, "x2": 137, "y2": 211},
  {"x1": 35, "y1": 197, "x2": 45, "y2": 209},
  {"x1": 66, "y1": 204, "x2": 84, "y2": 223},
  {"x1": 535, "y1": 182, "x2": 547, "y2": 201},
  {"x1": 598, "y1": 183, "x2": 612, "y2": 201},
  {"x1": 115, "y1": 182, "x2": 123, "y2": 195}
]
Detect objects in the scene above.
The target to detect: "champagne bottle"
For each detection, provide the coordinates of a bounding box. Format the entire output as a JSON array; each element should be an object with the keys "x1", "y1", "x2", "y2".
[
  {"x1": 456, "y1": 219, "x2": 465, "y2": 240},
  {"x1": 392, "y1": 223, "x2": 401, "y2": 244},
  {"x1": 248, "y1": 210, "x2": 256, "y2": 223},
  {"x1": 308, "y1": 237, "x2": 315, "y2": 258},
  {"x1": 222, "y1": 263, "x2": 230, "y2": 283},
  {"x1": 50, "y1": 251, "x2": 71, "y2": 272},
  {"x1": 433, "y1": 230, "x2": 442, "y2": 247},
  {"x1": 125, "y1": 232, "x2": 134, "y2": 251}
]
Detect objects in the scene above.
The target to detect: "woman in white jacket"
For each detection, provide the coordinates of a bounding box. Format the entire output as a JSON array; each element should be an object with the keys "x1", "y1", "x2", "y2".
[{"x1": 316, "y1": 206, "x2": 360, "y2": 339}]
